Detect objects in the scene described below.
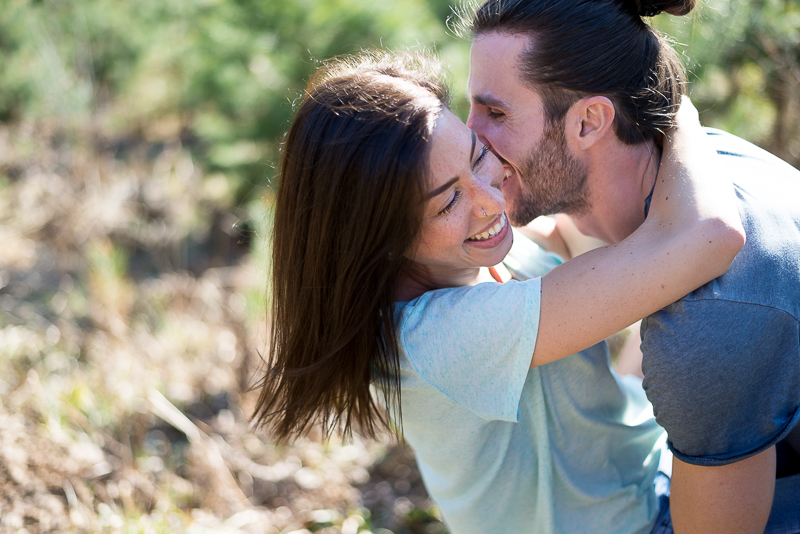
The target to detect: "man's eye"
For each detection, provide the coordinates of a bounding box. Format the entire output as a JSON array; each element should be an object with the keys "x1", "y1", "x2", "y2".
[{"x1": 488, "y1": 109, "x2": 504, "y2": 119}]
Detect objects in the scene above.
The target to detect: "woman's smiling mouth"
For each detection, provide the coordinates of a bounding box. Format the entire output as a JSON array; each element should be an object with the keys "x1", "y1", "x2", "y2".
[{"x1": 467, "y1": 213, "x2": 508, "y2": 242}]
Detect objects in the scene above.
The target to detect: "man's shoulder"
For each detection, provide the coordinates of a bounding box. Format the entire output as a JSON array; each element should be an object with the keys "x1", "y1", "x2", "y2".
[
  {"x1": 640, "y1": 296, "x2": 800, "y2": 464},
  {"x1": 657, "y1": 129, "x2": 800, "y2": 318},
  {"x1": 643, "y1": 245, "x2": 800, "y2": 337},
  {"x1": 705, "y1": 128, "x2": 800, "y2": 173},
  {"x1": 706, "y1": 128, "x2": 800, "y2": 198}
]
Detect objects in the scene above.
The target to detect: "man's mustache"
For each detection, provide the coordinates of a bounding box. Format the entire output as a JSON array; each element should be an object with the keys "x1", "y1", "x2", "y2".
[{"x1": 486, "y1": 146, "x2": 509, "y2": 166}]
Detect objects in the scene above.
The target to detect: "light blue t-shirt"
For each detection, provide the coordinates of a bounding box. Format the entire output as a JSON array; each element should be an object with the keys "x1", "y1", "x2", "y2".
[{"x1": 389, "y1": 232, "x2": 666, "y2": 534}]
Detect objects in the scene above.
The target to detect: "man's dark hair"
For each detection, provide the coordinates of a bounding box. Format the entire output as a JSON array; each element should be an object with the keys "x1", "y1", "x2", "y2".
[{"x1": 463, "y1": 0, "x2": 696, "y2": 145}]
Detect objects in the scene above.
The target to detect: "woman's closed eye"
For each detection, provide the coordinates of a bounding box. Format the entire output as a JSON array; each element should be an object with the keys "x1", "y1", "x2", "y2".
[
  {"x1": 473, "y1": 145, "x2": 490, "y2": 171},
  {"x1": 436, "y1": 145, "x2": 490, "y2": 216},
  {"x1": 438, "y1": 189, "x2": 462, "y2": 216}
]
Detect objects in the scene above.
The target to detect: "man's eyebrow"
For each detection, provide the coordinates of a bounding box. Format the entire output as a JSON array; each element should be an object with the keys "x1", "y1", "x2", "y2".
[
  {"x1": 472, "y1": 93, "x2": 509, "y2": 111},
  {"x1": 427, "y1": 176, "x2": 459, "y2": 199}
]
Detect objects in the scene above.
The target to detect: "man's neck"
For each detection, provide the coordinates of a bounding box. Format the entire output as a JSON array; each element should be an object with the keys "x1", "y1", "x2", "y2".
[{"x1": 571, "y1": 139, "x2": 661, "y2": 244}]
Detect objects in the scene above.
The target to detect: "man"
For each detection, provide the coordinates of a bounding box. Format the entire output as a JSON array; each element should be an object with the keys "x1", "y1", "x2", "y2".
[{"x1": 464, "y1": 0, "x2": 800, "y2": 532}]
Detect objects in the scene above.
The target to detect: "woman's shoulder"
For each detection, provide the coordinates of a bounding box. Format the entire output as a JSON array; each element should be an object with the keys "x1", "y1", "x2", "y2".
[
  {"x1": 392, "y1": 280, "x2": 541, "y2": 423},
  {"x1": 393, "y1": 277, "x2": 541, "y2": 372},
  {"x1": 503, "y1": 228, "x2": 564, "y2": 281},
  {"x1": 393, "y1": 231, "x2": 553, "y2": 338},
  {"x1": 396, "y1": 276, "x2": 540, "y2": 325}
]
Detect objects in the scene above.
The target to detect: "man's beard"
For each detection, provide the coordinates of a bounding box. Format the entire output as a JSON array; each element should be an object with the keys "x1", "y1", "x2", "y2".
[{"x1": 507, "y1": 119, "x2": 591, "y2": 226}]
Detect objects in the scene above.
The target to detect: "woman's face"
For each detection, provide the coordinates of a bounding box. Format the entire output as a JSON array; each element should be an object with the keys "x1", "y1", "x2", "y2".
[{"x1": 407, "y1": 108, "x2": 512, "y2": 272}]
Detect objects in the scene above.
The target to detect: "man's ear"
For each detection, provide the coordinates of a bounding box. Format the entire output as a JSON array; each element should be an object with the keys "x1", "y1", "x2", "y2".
[{"x1": 566, "y1": 96, "x2": 615, "y2": 151}]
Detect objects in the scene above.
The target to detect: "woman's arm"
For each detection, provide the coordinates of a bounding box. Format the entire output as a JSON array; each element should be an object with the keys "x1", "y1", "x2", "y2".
[{"x1": 531, "y1": 98, "x2": 745, "y2": 368}]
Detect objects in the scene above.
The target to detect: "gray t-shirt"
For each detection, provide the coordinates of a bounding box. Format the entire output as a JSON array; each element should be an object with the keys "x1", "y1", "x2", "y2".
[{"x1": 641, "y1": 129, "x2": 800, "y2": 466}]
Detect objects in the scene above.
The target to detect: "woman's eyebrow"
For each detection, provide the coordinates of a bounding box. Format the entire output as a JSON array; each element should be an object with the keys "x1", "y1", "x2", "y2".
[
  {"x1": 426, "y1": 131, "x2": 476, "y2": 199},
  {"x1": 470, "y1": 129, "x2": 477, "y2": 162},
  {"x1": 427, "y1": 176, "x2": 459, "y2": 199}
]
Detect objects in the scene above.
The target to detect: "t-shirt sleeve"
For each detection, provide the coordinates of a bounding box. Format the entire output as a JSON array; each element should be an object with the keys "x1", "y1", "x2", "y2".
[
  {"x1": 641, "y1": 299, "x2": 800, "y2": 466},
  {"x1": 398, "y1": 278, "x2": 541, "y2": 422}
]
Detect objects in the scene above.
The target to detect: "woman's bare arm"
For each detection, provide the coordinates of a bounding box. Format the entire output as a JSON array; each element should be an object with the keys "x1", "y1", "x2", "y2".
[{"x1": 531, "y1": 98, "x2": 745, "y2": 368}]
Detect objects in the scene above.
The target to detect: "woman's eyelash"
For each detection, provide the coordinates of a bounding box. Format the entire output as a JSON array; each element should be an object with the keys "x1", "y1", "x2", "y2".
[
  {"x1": 473, "y1": 145, "x2": 490, "y2": 169},
  {"x1": 434, "y1": 145, "x2": 488, "y2": 217},
  {"x1": 439, "y1": 190, "x2": 462, "y2": 216}
]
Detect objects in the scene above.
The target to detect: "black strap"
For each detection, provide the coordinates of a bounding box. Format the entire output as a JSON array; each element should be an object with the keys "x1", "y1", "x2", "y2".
[{"x1": 643, "y1": 150, "x2": 662, "y2": 219}]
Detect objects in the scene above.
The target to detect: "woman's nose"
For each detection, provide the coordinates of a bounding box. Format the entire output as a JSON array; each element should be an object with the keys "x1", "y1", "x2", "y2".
[{"x1": 474, "y1": 173, "x2": 505, "y2": 217}]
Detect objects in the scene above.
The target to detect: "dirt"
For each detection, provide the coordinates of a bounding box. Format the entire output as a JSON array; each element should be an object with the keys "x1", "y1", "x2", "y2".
[{"x1": 0, "y1": 124, "x2": 446, "y2": 534}]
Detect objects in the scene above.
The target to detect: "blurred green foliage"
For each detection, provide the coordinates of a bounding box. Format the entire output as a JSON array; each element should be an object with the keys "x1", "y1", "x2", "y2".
[
  {"x1": 0, "y1": 0, "x2": 469, "y2": 203},
  {"x1": 1, "y1": 2, "x2": 798, "y2": 531},
  {"x1": 1, "y1": 0, "x2": 798, "y2": 200},
  {"x1": 656, "y1": 0, "x2": 800, "y2": 165}
]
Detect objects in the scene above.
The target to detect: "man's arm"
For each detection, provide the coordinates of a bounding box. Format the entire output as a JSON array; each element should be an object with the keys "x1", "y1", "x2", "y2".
[{"x1": 670, "y1": 447, "x2": 776, "y2": 534}]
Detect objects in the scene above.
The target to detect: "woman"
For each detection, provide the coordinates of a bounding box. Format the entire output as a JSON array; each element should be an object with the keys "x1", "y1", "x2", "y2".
[{"x1": 254, "y1": 51, "x2": 744, "y2": 533}]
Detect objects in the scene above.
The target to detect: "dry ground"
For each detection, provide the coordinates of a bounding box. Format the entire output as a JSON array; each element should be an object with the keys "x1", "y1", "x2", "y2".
[{"x1": 0, "y1": 123, "x2": 446, "y2": 534}]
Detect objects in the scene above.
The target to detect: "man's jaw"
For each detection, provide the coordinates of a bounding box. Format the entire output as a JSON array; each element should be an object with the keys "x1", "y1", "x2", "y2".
[{"x1": 500, "y1": 165, "x2": 527, "y2": 226}]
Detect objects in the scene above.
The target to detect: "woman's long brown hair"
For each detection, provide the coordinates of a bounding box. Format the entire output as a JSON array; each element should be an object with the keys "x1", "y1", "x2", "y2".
[{"x1": 253, "y1": 51, "x2": 450, "y2": 441}]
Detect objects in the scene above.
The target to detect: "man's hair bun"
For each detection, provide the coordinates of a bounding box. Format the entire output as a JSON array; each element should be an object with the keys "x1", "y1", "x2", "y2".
[{"x1": 623, "y1": 0, "x2": 697, "y2": 17}]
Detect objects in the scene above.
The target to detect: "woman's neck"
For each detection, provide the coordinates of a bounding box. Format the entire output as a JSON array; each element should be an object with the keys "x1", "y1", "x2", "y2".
[{"x1": 394, "y1": 264, "x2": 492, "y2": 301}]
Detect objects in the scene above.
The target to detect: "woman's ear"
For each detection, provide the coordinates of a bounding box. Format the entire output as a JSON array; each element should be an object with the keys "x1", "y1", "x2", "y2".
[{"x1": 567, "y1": 96, "x2": 616, "y2": 151}]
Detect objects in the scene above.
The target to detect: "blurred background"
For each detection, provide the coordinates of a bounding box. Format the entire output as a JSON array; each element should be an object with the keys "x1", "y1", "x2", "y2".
[{"x1": 0, "y1": 0, "x2": 797, "y2": 532}]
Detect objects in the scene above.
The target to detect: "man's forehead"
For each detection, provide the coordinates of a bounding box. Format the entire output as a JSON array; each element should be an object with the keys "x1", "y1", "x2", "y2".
[
  {"x1": 470, "y1": 32, "x2": 530, "y2": 70},
  {"x1": 468, "y1": 32, "x2": 534, "y2": 101}
]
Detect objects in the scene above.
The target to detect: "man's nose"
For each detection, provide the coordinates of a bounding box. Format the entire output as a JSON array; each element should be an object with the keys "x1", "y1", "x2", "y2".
[
  {"x1": 467, "y1": 121, "x2": 491, "y2": 153},
  {"x1": 466, "y1": 108, "x2": 482, "y2": 135},
  {"x1": 476, "y1": 170, "x2": 506, "y2": 211}
]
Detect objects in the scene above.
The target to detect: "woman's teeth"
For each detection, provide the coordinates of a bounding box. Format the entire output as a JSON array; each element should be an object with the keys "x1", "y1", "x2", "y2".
[{"x1": 468, "y1": 213, "x2": 507, "y2": 242}]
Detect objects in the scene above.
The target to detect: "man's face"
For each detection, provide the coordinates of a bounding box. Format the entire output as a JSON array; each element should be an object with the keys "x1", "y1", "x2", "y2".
[{"x1": 466, "y1": 32, "x2": 590, "y2": 226}]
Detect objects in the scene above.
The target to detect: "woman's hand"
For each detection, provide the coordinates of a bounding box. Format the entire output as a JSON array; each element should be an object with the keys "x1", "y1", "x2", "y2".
[
  {"x1": 531, "y1": 96, "x2": 745, "y2": 368},
  {"x1": 651, "y1": 96, "x2": 744, "y2": 244}
]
